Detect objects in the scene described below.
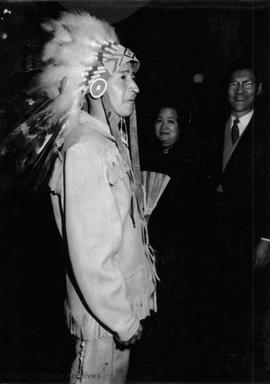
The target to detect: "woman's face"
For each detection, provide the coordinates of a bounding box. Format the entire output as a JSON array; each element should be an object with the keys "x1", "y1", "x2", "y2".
[{"x1": 154, "y1": 107, "x2": 179, "y2": 150}]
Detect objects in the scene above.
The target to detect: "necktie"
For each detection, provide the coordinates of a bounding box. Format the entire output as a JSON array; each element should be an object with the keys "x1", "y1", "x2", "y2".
[{"x1": 231, "y1": 118, "x2": 240, "y2": 145}]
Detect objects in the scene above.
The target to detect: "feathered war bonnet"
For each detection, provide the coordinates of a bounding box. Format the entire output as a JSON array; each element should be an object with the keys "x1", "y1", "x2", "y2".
[{"x1": 0, "y1": 11, "x2": 141, "y2": 189}]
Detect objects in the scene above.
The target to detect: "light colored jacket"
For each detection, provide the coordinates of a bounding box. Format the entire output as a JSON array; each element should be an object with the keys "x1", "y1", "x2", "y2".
[{"x1": 49, "y1": 111, "x2": 156, "y2": 342}]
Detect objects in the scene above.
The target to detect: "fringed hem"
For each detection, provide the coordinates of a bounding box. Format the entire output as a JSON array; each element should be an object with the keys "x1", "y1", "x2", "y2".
[
  {"x1": 132, "y1": 289, "x2": 157, "y2": 318},
  {"x1": 64, "y1": 290, "x2": 156, "y2": 340}
]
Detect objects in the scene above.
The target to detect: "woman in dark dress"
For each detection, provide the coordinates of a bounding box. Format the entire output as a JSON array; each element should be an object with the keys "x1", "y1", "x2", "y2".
[
  {"x1": 144, "y1": 105, "x2": 193, "y2": 259},
  {"x1": 135, "y1": 105, "x2": 195, "y2": 381}
]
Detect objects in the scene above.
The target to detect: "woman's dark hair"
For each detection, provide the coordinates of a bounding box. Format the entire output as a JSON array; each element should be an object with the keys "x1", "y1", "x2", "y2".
[
  {"x1": 153, "y1": 104, "x2": 190, "y2": 128},
  {"x1": 154, "y1": 105, "x2": 179, "y2": 119}
]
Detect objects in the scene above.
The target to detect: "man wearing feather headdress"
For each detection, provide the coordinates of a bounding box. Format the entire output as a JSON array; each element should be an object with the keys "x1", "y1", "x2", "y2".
[{"x1": 1, "y1": 11, "x2": 157, "y2": 383}]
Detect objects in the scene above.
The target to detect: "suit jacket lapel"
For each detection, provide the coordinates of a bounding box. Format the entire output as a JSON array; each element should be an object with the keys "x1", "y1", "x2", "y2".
[{"x1": 222, "y1": 116, "x2": 253, "y2": 176}]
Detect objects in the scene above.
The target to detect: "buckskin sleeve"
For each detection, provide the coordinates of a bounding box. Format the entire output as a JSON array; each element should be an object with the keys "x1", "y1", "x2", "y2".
[{"x1": 64, "y1": 141, "x2": 140, "y2": 342}]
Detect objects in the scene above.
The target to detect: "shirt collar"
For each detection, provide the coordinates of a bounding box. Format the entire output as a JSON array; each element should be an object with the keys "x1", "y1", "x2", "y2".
[{"x1": 231, "y1": 110, "x2": 254, "y2": 136}]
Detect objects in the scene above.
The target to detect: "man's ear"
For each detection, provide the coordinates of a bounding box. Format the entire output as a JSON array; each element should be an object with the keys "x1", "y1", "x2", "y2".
[
  {"x1": 89, "y1": 78, "x2": 107, "y2": 99},
  {"x1": 256, "y1": 81, "x2": 263, "y2": 96}
]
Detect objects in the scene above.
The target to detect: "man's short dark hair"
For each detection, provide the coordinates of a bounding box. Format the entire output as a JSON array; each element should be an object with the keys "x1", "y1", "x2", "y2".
[{"x1": 226, "y1": 58, "x2": 263, "y2": 84}]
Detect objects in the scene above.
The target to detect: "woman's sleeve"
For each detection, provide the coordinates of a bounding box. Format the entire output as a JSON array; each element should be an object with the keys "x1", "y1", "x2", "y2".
[{"x1": 64, "y1": 141, "x2": 140, "y2": 341}]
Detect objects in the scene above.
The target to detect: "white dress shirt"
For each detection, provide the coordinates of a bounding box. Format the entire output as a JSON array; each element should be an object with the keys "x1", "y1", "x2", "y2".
[{"x1": 231, "y1": 109, "x2": 254, "y2": 137}]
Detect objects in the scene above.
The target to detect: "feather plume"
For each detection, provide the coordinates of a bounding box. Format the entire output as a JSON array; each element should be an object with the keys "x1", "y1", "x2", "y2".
[
  {"x1": 37, "y1": 12, "x2": 118, "y2": 100},
  {"x1": 0, "y1": 12, "x2": 119, "y2": 189},
  {"x1": 0, "y1": 97, "x2": 65, "y2": 188}
]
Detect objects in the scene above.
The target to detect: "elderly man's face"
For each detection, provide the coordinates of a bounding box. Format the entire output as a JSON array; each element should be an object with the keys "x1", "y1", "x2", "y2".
[
  {"x1": 107, "y1": 62, "x2": 139, "y2": 117},
  {"x1": 227, "y1": 69, "x2": 261, "y2": 118}
]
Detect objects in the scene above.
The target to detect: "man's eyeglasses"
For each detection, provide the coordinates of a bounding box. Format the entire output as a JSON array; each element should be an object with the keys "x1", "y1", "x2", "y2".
[{"x1": 228, "y1": 80, "x2": 256, "y2": 91}]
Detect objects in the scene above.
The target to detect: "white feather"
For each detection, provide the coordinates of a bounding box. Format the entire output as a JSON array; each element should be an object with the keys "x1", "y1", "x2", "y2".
[{"x1": 35, "y1": 12, "x2": 119, "y2": 123}]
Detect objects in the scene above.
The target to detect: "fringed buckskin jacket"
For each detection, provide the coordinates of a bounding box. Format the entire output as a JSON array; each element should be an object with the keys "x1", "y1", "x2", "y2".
[{"x1": 49, "y1": 111, "x2": 157, "y2": 342}]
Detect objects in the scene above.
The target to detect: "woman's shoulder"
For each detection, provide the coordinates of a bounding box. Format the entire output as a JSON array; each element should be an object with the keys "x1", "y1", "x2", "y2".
[{"x1": 142, "y1": 151, "x2": 165, "y2": 171}]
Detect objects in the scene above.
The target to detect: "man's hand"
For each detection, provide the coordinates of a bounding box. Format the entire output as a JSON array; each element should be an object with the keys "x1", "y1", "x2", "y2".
[
  {"x1": 120, "y1": 323, "x2": 143, "y2": 347},
  {"x1": 254, "y1": 239, "x2": 270, "y2": 268}
]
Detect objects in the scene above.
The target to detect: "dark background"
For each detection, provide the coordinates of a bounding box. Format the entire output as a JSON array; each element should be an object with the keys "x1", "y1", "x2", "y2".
[{"x1": 0, "y1": 0, "x2": 270, "y2": 382}]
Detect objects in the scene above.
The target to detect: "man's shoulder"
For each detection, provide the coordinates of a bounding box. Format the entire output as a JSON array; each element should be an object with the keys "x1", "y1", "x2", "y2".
[
  {"x1": 64, "y1": 120, "x2": 114, "y2": 155},
  {"x1": 65, "y1": 133, "x2": 115, "y2": 165}
]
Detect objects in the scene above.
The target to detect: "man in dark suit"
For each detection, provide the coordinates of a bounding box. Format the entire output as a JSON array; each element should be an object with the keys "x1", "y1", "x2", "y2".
[{"x1": 209, "y1": 61, "x2": 270, "y2": 379}]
